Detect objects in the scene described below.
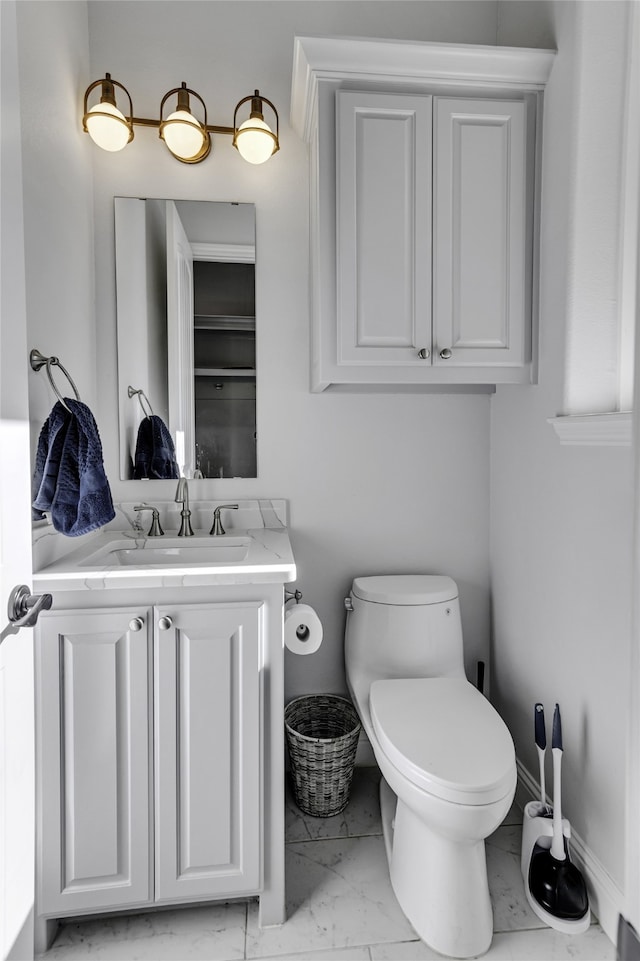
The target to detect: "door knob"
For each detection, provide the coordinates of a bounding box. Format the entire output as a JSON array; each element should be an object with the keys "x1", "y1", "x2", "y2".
[
  {"x1": 158, "y1": 615, "x2": 173, "y2": 631},
  {"x1": 439, "y1": 348, "x2": 452, "y2": 360},
  {"x1": 129, "y1": 617, "x2": 144, "y2": 632},
  {"x1": 0, "y1": 585, "x2": 53, "y2": 645},
  {"x1": 418, "y1": 348, "x2": 430, "y2": 359},
  {"x1": 7, "y1": 585, "x2": 52, "y2": 628}
]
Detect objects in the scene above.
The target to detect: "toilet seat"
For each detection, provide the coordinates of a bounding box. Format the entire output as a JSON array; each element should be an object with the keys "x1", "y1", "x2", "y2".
[{"x1": 370, "y1": 677, "x2": 515, "y2": 805}]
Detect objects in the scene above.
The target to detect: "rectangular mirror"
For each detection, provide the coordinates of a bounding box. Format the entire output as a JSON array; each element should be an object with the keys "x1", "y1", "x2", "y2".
[{"x1": 115, "y1": 198, "x2": 256, "y2": 480}]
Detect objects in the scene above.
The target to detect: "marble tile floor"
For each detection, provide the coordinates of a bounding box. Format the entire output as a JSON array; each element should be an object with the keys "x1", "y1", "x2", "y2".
[{"x1": 40, "y1": 767, "x2": 615, "y2": 961}]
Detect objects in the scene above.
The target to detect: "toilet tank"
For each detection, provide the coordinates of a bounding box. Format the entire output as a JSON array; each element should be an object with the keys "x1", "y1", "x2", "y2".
[{"x1": 345, "y1": 575, "x2": 466, "y2": 682}]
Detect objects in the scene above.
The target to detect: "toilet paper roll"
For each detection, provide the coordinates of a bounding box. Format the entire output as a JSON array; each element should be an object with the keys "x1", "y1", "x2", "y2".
[{"x1": 284, "y1": 600, "x2": 323, "y2": 655}]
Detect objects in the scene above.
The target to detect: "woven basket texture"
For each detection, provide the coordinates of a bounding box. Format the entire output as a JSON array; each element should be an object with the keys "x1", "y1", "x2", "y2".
[{"x1": 285, "y1": 694, "x2": 361, "y2": 817}]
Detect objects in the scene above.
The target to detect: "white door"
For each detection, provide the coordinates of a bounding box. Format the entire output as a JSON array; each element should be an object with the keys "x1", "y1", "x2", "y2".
[
  {"x1": 336, "y1": 91, "x2": 433, "y2": 370},
  {"x1": 154, "y1": 603, "x2": 261, "y2": 902},
  {"x1": 166, "y1": 201, "x2": 195, "y2": 477},
  {"x1": 433, "y1": 98, "x2": 528, "y2": 368},
  {"x1": 37, "y1": 609, "x2": 151, "y2": 916},
  {"x1": 0, "y1": 3, "x2": 36, "y2": 958}
]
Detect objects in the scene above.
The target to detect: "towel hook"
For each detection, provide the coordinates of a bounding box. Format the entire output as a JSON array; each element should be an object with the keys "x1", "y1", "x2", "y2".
[
  {"x1": 127, "y1": 386, "x2": 154, "y2": 418},
  {"x1": 30, "y1": 349, "x2": 81, "y2": 413}
]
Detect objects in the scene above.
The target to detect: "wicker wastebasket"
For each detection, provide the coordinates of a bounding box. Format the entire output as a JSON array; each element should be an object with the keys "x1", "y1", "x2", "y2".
[{"x1": 284, "y1": 694, "x2": 361, "y2": 817}]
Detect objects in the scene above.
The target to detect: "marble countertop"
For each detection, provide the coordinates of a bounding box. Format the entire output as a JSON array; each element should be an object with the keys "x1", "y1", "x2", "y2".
[{"x1": 32, "y1": 499, "x2": 296, "y2": 592}]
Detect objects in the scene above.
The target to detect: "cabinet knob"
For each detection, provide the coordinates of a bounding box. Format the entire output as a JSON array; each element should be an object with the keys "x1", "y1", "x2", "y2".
[
  {"x1": 439, "y1": 348, "x2": 452, "y2": 360},
  {"x1": 158, "y1": 615, "x2": 173, "y2": 631},
  {"x1": 418, "y1": 348, "x2": 430, "y2": 360},
  {"x1": 129, "y1": 617, "x2": 144, "y2": 632}
]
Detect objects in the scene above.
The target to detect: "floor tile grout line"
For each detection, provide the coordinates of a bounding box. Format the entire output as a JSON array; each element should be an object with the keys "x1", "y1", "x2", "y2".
[
  {"x1": 285, "y1": 834, "x2": 383, "y2": 845},
  {"x1": 286, "y1": 830, "x2": 383, "y2": 843}
]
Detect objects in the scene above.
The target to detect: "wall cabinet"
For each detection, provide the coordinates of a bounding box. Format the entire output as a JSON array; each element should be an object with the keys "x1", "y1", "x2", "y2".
[
  {"x1": 36, "y1": 585, "x2": 282, "y2": 938},
  {"x1": 290, "y1": 36, "x2": 555, "y2": 390}
]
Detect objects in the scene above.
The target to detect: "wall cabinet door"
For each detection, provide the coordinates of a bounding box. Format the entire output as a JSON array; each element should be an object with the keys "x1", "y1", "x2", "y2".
[
  {"x1": 38, "y1": 608, "x2": 151, "y2": 915},
  {"x1": 154, "y1": 602, "x2": 261, "y2": 902},
  {"x1": 433, "y1": 98, "x2": 528, "y2": 369},
  {"x1": 336, "y1": 91, "x2": 433, "y2": 368}
]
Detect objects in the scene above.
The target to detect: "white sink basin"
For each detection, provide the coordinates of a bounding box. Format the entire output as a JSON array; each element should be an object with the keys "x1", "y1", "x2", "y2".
[
  {"x1": 80, "y1": 536, "x2": 251, "y2": 569},
  {"x1": 113, "y1": 539, "x2": 250, "y2": 566}
]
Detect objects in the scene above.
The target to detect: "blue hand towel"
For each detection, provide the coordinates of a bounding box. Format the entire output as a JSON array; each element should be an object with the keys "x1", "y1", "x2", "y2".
[
  {"x1": 32, "y1": 401, "x2": 72, "y2": 521},
  {"x1": 133, "y1": 414, "x2": 179, "y2": 479},
  {"x1": 32, "y1": 398, "x2": 115, "y2": 536}
]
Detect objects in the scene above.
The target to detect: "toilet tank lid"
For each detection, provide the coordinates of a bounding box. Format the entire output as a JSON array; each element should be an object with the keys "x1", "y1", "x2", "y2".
[{"x1": 352, "y1": 575, "x2": 458, "y2": 605}]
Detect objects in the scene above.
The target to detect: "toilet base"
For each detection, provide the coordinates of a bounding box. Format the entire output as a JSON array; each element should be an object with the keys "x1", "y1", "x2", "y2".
[{"x1": 380, "y1": 778, "x2": 493, "y2": 959}]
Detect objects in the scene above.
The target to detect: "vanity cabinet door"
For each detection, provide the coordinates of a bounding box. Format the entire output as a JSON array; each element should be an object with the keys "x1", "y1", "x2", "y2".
[
  {"x1": 37, "y1": 608, "x2": 152, "y2": 916},
  {"x1": 154, "y1": 602, "x2": 261, "y2": 902}
]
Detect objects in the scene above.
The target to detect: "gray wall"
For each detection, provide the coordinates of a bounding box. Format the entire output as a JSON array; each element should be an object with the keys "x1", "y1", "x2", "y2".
[
  {"x1": 491, "y1": 0, "x2": 633, "y2": 916},
  {"x1": 83, "y1": 0, "x2": 500, "y2": 700}
]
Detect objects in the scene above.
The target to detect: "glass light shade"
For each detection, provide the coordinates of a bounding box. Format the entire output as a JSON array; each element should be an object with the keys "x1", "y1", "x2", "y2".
[
  {"x1": 85, "y1": 102, "x2": 130, "y2": 152},
  {"x1": 235, "y1": 117, "x2": 275, "y2": 165},
  {"x1": 162, "y1": 109, "x2": 206, "y2": 161}
]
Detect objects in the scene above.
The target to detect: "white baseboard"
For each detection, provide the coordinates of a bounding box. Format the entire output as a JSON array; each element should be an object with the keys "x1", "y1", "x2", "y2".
[{"x1": 516, "y1": 759, "x2": 622, "y2": 946}]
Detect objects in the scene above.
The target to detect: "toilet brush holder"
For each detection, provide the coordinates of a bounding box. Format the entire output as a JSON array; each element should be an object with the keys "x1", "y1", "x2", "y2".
[
  {"x1": 521, "y1": 801, "x2": 591, "y2": 934},
  {"x1": 520, "y1": 800, "x2": 568, "y2": 881}
]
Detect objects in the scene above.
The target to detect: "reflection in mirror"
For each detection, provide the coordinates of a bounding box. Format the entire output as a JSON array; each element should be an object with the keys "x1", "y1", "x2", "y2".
[{"x1": 115, "y1": 198, "x2": 256, "y2": 480}]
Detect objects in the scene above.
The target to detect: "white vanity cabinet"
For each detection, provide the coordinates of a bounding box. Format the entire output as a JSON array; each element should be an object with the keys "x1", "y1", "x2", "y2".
[
  {"x1": 290, "y1": 36, "x2": 555, "y2": 390},
  {"x1": 35, "y1": 584, "x2": 281, "y2": 935}
]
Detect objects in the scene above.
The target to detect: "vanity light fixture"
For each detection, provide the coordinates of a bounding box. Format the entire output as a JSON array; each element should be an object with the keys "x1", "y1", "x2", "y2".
[{"x1": 82, "y1": 74, "x2": 279, "y2": 165}]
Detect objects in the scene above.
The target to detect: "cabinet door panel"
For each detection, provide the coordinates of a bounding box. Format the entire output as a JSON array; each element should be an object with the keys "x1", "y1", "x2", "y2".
[
  {"x1": 38, "y1": 609, "x2": 151, "y2": 915},
  {"x1": 433, "y1": 98, "x2": 528, "y2": 367},
  {"x1": 337, "y1": 91, "x2": 432, "y2": 365},
  {"x1": 155, "y1": 603, "x2": 261, "y2": 901}
]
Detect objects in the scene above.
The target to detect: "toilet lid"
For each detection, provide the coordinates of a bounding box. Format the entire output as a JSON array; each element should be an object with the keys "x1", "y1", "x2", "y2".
[
  {"x1": 352, "y1": 575, "x2": 458, "y2": 605},
  {"x1": 370, "y1": 677, "x2": 516, "y2": 805}
]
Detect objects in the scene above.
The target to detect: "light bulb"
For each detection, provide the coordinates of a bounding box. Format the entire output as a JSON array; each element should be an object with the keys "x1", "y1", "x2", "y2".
[
  {"x1": 85, "y1": 102, "x2": 130, "y2": 152},
  {"x1": 162, "y1": 109, "x2": 206, "y2": 161},
  {"x1": 235, "y1": 117, "x2": 275, "y2": 165}
]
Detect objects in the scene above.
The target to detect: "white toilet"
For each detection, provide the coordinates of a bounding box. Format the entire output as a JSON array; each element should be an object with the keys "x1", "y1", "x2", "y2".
[{"x1": 344, "y1": 575, "x2": 516, "y2": 959}]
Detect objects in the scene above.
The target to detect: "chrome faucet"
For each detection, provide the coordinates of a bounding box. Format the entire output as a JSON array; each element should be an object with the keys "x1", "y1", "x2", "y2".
[
  {"x1": 175, "y1": 478, "x2": 194, "y2": 536},
  {"x1": 134, "y1": 504, "x2": 164, "y2": 536},
  {"x1": 210, "y1": 504, "x2": 239, "y2": 535}
]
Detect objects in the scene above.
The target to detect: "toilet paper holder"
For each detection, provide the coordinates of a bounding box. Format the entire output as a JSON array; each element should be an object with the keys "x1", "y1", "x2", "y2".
[{"x1": 285, "y1": 588, "x2": 302, "y2": 604}]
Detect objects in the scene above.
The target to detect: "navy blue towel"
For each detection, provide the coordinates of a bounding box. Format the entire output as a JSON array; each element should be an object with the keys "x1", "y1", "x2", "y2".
[
  {"x1": 133, "y1": 414, "x2": 179, "y2": 479},
  {"x1": 32, "y1": 401, "x2": 71, "y2": 521},
  {"x1": 32, "y1": 398, "x2": 115, "y2": 536}
]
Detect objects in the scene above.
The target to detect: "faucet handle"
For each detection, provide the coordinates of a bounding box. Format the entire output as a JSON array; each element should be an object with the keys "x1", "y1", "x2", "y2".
[
  {"x1": 134, "y1": 504, "x2": 164, "y2": 537},
  {"x1": 210, "y1": 504, "x2": 239, "y2": 536}
]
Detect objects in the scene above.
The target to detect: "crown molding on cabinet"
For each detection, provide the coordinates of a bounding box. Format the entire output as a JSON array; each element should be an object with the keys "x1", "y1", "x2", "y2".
[{"x1": 290, "y1": 35, "x2": 557, "y2": 140}]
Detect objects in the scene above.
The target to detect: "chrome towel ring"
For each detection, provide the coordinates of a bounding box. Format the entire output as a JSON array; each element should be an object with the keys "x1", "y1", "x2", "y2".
[
  {"x1": 30, "y1": 349, "x2": 81, "y2": 414},
  {"x1": 127, "y1": 386, "x2": 154, "y2": 418}
]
